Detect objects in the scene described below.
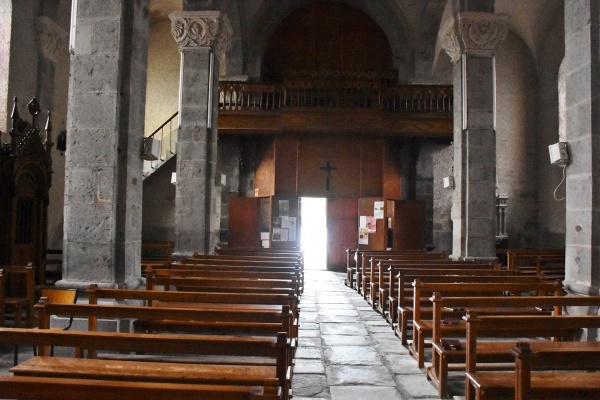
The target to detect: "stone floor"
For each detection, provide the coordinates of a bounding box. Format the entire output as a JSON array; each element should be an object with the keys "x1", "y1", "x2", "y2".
[
  {"x1": 0, "y1": 269, "x2": 463, "y2": 399},
  {"x1": 292, "y1": 270, "x2": 453, "y2": 400}
]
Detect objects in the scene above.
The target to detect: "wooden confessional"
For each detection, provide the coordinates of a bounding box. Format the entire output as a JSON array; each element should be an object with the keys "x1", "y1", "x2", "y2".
[{"x1": 0, "y1": 97, "x2": 53, "y2": 286}]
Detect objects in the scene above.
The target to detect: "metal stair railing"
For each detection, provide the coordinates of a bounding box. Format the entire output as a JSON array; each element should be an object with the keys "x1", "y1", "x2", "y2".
[{"x1": 143, "y1": 112, "x2": 178, "y2": 178}]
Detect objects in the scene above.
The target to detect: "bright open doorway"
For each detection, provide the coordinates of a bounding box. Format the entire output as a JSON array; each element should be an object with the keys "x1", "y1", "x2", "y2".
[{"x1": 300, "y1": 197, "x2": 327, "y2": 270}]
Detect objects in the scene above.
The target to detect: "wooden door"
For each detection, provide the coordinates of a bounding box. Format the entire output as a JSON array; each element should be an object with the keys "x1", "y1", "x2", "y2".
[
  {"x1": 11, "y1": 171, "x2": 43, "y2": 269},
  {"x1": 228, "y1": 197, "x2": 271, "y2": 248},
  {"x1": 326, "y1": 198, "x2": 357, "y2": 271}
]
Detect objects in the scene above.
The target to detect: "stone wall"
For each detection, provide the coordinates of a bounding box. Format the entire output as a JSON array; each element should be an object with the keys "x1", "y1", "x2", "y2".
[
  {"x1": 432, "y1": 145, "x2": 453, "y2": 254},
  {"x1": 535, "y1": 7, "x2": 566, "y2": 247},
  {"x1": 142, "y1": 158, "x2": 176, "y2": 242},
  {"x1": 496, "y1": 31, "x2": 539, "y2": 248}
]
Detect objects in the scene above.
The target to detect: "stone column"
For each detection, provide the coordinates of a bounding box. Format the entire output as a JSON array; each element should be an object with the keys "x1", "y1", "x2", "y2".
[
  {"x1": 170, "y1": 11, "x2": 232, "y2": 256},
  {"x1": 61, "y1": 0, "x2": 149, "y2": 289},
  {"x1": 563, "y1": 1, "x2": 600, "y2": 295},
  {"x1": 440, "y1": 11, "x2": 509, "y2": 261}
]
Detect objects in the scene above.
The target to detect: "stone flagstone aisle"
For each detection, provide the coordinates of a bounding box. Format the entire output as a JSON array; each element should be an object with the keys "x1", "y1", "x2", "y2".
[{"x1": 292, "y1": 270, "x2": 442, "y2": 400}]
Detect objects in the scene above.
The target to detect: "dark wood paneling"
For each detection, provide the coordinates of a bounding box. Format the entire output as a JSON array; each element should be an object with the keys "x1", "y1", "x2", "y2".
[
  {"x1": 262, "y1": 3, "x2": 393, "y2": 80},
  {"x1": 228, "y1": 197, "x2": 269, "y2": 248},
  {"x1": 357, "y1": 198, "x2": 386, "y2": 250},
  {"x1": 274, "y1": 136, "x2": 298, "y2": 196},
  {"x1": 387, "y1": 200, "x2": 426, "y2": 250},
  {"x1": 326, "y1": 198, "x2": 358, "y2": 271},
  {"x1": 254, "y1": 141, "x2": 275, "y2": 197}
]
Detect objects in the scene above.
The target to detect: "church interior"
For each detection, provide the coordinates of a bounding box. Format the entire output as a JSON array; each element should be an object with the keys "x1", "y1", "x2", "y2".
[{"x1": 1, "y1": 0, "x2": 600, "y2": 399}]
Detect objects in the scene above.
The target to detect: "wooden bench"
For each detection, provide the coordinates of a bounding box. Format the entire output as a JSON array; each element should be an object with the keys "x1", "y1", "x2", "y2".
[
  {"x1": 0, "y1": 375, "x2": 280, "y2": 400},
  {"x1": 409, "y1": 280, "x2": 563, "y2": 368},
  {"x1": 345, "y1": 248, "x2": 358, "y2": 288},
  {"x1": 86, "y1": 285, "x2": 299, "y2": 343},
  {"x1": 393, "y1": 271, "x2": 536, "y2": 344},
  {"x1": 146, "y1": 271, "x2": 297, "y2": 296},
  {"x1": 428, "y1": 294, "x2": 600, "y2": 398},
  {"x1": 146, "y1": 267, "x2": 301, "y2": 297},
  {"x1": 389, "y1": 265, "x2": 505, "y2": 337},
  {"x1": 36, "y1": 300, "x2": 295, "y2": 354},
  {"x1": 367, "y1": 252, "x2": 447, "y2": 307},
  {"x1": 141, "y1": 241, "x2": 174, "y2": 265},
  {"x1": 0, "y1": 265, "x2": 35, "y2": 328},
  {"x1": 464, "y1": 313, "x2": 600, "y2": 400},
  {"x1": 380, "y1": 261, "x2": 499, "y2": 322},
  {"x1": 512, "y1": 341, "x2": 600, "y2": 400},
  {"x1": 24, "y1": 303, "x2": 293, "y2": 398},
  {"x1": 353, "y1": 250, "x2": 425, "y2": 293},
  {"x1": 0, "y1": 327, "x2": 287, "y2": 399},
  {"x1": 506, "y1": 248, "x2": 564, "y2": 271},
  {"x1": 354, "y1": 250, "x2": 426, "y2": 295},
  {"x1": 165, "y1": 263, "x2": 303, "y2": 293},
  {"x1": 43, "y1": 249, "x2": 63, "y2": 286}
]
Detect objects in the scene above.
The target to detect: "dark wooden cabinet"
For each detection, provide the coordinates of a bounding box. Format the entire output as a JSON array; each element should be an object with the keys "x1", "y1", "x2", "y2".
[
  {"x1": 357, "y1": 198, "x2": 425, "y2": 251},
  {"x1": 0, "y1": 98, "x2": 52, "y2": 286}
]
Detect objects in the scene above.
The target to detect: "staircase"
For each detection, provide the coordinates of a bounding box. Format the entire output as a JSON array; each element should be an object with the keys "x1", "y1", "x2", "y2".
[{"x1": 143, "y1": 112, "x2": 178, "y2": 178}]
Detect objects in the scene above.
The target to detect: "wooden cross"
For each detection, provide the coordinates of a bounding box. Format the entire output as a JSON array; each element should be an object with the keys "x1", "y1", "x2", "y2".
[{"x1": 320, "y1": 161, "x2": 336, "y2": 191}]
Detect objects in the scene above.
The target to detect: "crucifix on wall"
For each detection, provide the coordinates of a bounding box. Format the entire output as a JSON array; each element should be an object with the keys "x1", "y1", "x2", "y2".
[{"x1": 320, "y1": 161, "x2": 336, "y2": 191}]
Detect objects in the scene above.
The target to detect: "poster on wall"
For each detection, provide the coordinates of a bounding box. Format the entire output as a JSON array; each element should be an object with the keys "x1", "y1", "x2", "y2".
[
  {"x1": 366, "y1": 216, "x2": 376, "y2": 233},
  {"x1": 272, "y1": 228, "x2": 282, "y2": 242},
  {"x1": 359, "y1": 216, "x2": 366, "y2": 228},
  {"x1": 282, "y1": 216, "x2": 297, "y2": 241},
  {"x1": 279, "y1": 200, "x2": 290, "y2": 217},
  {"x1": 374, "y1": 201, "x2": 384, "y2": 219},
  {"x1": 359, "y1": 227, "x2": 369, "y2": 244}
]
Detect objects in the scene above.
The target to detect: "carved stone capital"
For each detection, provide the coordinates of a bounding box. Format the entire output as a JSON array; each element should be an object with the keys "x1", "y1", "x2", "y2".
[
  {"x1": 457, "y1": 12, "x2": 510, "y2": 55},
  {"x1": 35, "y1": 16, "x2": 68, "y2": 63},
  {"x1": 439, "y1": 17, "x2": 462, "y2": 63},
  {"x1": 440, "y1": 12, "x2": 510, "y2": 63},
  {"x1": 170, "y1": 11, "x2": 232, "y2": 53}
]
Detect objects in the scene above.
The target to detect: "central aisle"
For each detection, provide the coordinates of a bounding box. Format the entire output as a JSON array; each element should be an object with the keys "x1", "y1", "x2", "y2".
[{"x1": 292, "y1": 270, "x2": 443, "y2": 400}]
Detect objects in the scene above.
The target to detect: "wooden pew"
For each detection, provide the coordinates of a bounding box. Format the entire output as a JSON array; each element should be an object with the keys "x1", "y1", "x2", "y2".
[
  {"x1": 179, "y1": 258, "x2": 304, "y2": 293},
  {"x1": 354, "y1": 249, "x2": 425, "y2": 295},
  {"x1": 506, "y1": 248, "x2": 564, "y2": 271},
  {"x1": 34, "y1": 302, "x2": 293, "y2": 398},
  {"x1": 393, "y1": 271, "x2": 535, "y2": 344},
  {"x1": 86, "y1": 286, "x2": 299, "y2": 343},
  {"x1": 367, "y1": 252, "x2": 447, "y2": 307},
  {"x1": 428, "y1": 294, "x2": 600, "y2": 398},
  {"x1": 35, "y1": 300, "x2": 295, "y2": 351},
  {"x1": 512, "y1": 342, "x2": 600, "y2": 400},
  {"x1": 389, "y1": 264, "x2": 505, "y2": 337},
  {"x1": 146, "y1": 270, "x2": 297, "y2": 296},
  {"x1": 0, "y1": 265, "x2": 35, "y2": 328},
  {"x1": 464, "y1": 313, "x2": 600, "y2": 400},
  {"x1": 0, "y1": 270, "x2": 4, "y2": 326},
  {"x1": 345, "y1": 248, "x2": 358, "y2": 288},
  {"x1": 409, "y1": 280, "x2": 563, "y2": 368},
  {"x1": 165, "y1": 263, "x2": 303, "y2": 293},
  {"x1": 0, "y1": 328, "x2": 288, "y2": 400},
  {"x1": 0, "y1": 376, "x2": 279, "y2": 400},
  {"x1": 146, "y1": 267, "x2": 301, "y2": 297},
  {"x1": 141, "y1": 241, "x2": 174, "y2": 265},
  {"x1": 376, "y1": 259, "x2": 492, "y2": 317}
]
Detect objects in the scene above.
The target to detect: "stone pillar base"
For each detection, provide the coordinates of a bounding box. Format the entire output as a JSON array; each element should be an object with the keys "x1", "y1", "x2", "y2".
[{"x1": 54, "y1": 277, "x2": 144, "y2": 291}]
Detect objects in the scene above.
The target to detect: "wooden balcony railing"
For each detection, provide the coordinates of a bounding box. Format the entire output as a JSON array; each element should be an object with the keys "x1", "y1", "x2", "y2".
[{"x1": 219, "y1": 81, "x2": 453, "y2": 114}]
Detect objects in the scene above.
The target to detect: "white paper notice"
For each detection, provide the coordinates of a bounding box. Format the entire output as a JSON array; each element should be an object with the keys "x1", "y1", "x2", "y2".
[
  {"x1": 374, "y1": 201, "x2": 384, "y2": 219},
  {"x1": 360, "y1": 215, "x2": 367, "y2": 228},
  {"x1": 359, "y1": 227, "x2": 369, "y2": 244}
]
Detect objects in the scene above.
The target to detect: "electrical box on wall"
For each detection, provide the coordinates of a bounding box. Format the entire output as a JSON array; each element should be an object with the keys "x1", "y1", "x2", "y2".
[
  {"x1": 443, "y1": 176, "x2": 454, "y2": 189},
  {"x1": 548, "y1": 142, "x2": 570, "y2": 165}
]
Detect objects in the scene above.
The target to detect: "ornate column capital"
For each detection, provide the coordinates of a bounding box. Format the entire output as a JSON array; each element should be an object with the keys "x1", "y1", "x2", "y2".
[
  {"x1": 169, "y1": 11, "x2": 232, "y2": 53},
  {"x1": 440, "y1": 12, "x2": 510, "y2": 63},
  {"x1": 35, "y1": 16, "x2": 69, "y2": 63}
]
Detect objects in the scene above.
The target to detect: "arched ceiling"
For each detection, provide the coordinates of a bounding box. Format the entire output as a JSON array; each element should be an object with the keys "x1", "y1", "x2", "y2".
[{"x1": 150, "y1": 0, "x2": 565, "y2": 80}]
